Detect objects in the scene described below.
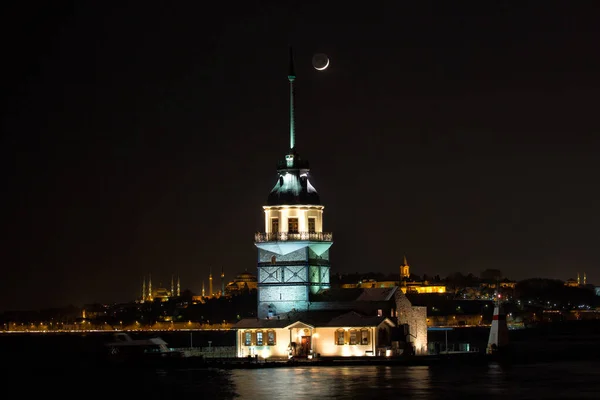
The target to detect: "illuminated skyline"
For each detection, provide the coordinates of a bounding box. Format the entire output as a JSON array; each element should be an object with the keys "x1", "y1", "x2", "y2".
[{"x1": 1, "y1": 2, "x2": 599, "y2": 311}]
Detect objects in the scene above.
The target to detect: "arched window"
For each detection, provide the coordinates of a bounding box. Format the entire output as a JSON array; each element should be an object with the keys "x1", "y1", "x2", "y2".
[
  {"x1": 349, "y1": 329, "x2": 358, "y2": 345},
  {"x1": 360, "y1": 329, "x2": 369, "y2": 345},
  {"x1": 244, "y1": 331, "x2": 252, "y2": 346},
  {"x1": 256, "y1": 331, "x2": 264, "y2": 346},
  {"x1": 336, "y1": 329, "x2": 345, "y2": 345},
  {"x1": 267, "y1": 330, "x2": 276, "y2": 346}
]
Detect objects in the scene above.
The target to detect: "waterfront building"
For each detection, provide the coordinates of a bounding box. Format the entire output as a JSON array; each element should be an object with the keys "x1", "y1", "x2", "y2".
[
  {"x1": 236, "y1": 311, "x2": 396, "y2": 358},
  {"x1": 234, "y1": 48, "x2": 428, "y2": 359}
]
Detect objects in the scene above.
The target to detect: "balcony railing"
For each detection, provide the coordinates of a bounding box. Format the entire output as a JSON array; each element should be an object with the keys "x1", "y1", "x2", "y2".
[{"x1": 255, "y1": 232, "x2": 333, "y2": 242}]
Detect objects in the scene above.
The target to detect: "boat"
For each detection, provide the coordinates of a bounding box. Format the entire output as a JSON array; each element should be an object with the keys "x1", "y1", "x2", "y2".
[{"x1": 104, "y1": 332, "x2": 185, "y2": 365}]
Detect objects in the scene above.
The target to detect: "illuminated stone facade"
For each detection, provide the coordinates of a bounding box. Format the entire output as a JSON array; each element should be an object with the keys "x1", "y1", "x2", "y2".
[
  {"x1": 256, "y1": 233, "x2": 332, "y2": 318},
  {"x1": 395, "y1": 289, "x2": 428, "y2": 354}
]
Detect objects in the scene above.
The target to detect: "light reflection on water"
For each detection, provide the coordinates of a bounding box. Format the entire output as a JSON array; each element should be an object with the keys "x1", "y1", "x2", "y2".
[
  {"x1": 29, "y1": 361, "x2": 595, "y2": 399},
  {"x1": 225, "y1": 362, "x2": 600, "y2": 400},
  {"x1": 231, "y1": 366, "x2": 431, "y2": 399},
  {"x1": 230, "y1": 365, "x2": 432, "y2": 399}
]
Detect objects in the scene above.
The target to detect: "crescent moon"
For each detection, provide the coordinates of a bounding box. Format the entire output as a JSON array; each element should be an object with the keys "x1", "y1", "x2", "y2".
[{"x1": 315, "y1": 58, "x2": 329, "y2": 71}]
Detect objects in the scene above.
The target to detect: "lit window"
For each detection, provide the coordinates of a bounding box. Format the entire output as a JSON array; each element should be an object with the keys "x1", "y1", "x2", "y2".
[
  {"x1": 256, "y1": 331, "x2": 263, "y2": 346},
  {"x1": 308, "y1": 218, "x2": 316, "y2": 233},
  {"x1": 349, "y1": 330, "x2": 358, "y2": 345},
  {"x1": 361, "y1": 329, "x2": 369, "y2": 345},
  {"x1": 336, "y1": 329, "x2": 345, "y2": 345},
  {"x1": 267, "y1": 330, "x2": 276, "y2": 346},
  {"x1": 377, "y1": 309, "x2": 383, "y2": 317},
  {"x1": 288, "y1": 218, "x2": 299, "y2": 234},
  {"x1": 271, "y1": 218, "x2": 279, "y2": 233},
  {"x1": 244, "y1": 331, "x2": 252, "y2": 346}
]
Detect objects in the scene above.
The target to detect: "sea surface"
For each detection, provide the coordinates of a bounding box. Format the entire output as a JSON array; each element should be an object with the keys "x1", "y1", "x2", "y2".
[
  {"x1": 7, "y1": 361, "x2": 600, "y2": 399},
  {"x1": 2, "y1": 324, "x2": 600, "y2": 399}
]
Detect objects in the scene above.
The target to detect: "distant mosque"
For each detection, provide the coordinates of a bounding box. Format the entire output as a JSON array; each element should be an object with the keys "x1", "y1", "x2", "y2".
[
  {"x1": 225, "y1": 270, "x2": 258, "y2": 295},
  {"x1": 565, "y1": 272, "x2": 588, "y2": 287},
  {"x1": 140, "y1": 273, "x2": 180, "y2": 302}
]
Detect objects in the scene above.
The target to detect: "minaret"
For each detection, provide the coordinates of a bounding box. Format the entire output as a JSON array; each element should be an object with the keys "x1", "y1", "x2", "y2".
[
  {"x1": 254, "y1": 47, "x2": 333, "y2": 319},
  {"x1": 584, "y1": 272, "x2": 587, "y2": 286},
  {"x1": 171, "y1": 275, "x2": 174, "y2": 297},
  {"x1": 142, "y1": 276, "x2": 146, "y2": 302},
  {"x1": 209, "y1": 267, "x2": 213, "y2": 297},
  {"x1": 177, "y1": 275, "x2": 181, "y2": 297},
  {"x1": 221, "y1": 266, "x2": 225, "y2": 295},
  {"x1": 202, "y1": 280, "x2": 205, "y2": 297},
  {"x1": 148, "y1": 273, "x2": 152, "y2": 300},
  {"x1": 577, "y1": 272, "x2": 580, "y2": 285}
]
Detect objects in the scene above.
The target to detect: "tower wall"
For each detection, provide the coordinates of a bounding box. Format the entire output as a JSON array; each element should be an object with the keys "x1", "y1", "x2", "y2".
[
  {"x1": 257, "y1": 247, "x2": 309, "y2": 318},
  {"x1": 258, "y1": 247, "x2": 307, "y2": 263},
  {"x1": 256, "y1": 244, "x2": 331, "y2": 318}
]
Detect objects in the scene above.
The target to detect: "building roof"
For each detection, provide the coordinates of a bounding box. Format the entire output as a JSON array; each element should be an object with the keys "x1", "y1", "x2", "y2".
[
  {"x1": 235, "y1": 318, "x2": 292, "y2": 329},
  {"x1": 324, "y1": 311, "x2": 392, "y2": 328},
  {"x1": 310, "y1": 287, "x2": 398, "y2": 302},
  {"x1": 234, "y1": 310, "x2": 394, "y2": 329},
  {"x1": 266, "y1": 153, "x2": 321, "y2": 206},
  {"x1": 233, "y1": 271, "x2": 257, "y2": 282}
]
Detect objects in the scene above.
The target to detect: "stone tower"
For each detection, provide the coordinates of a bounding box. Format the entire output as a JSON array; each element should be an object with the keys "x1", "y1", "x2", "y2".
[
  {"x1": 400, "y1": 255, "x2": 410, "y2": 279},
  {"x1": 254, "y1": 47, "x2": 333, "y2": 319}
]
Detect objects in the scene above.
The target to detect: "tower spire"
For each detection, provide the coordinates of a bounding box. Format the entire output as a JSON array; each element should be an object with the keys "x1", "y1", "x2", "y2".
[
  {"x1": 209, "y1": 266, "x2": 213, "y2": 297},
  {"x1": 400, "y1": 255, "x2": 410, "y2": 280},
  {"x1": 142, "y1": 276, "x2": 146, "y2": 302},
  {"x1": 171, "y1": 274, "x2": 174, "y2": 297},
  {"x1": 288, "y1": 46, "x2": 296, "y2": 152},
  {"x1": 177, "y1": 275, "x2": 181, "y2": 297},
  {"x1": 221, "y1": 265, "x2": 225, "y2": 296}
]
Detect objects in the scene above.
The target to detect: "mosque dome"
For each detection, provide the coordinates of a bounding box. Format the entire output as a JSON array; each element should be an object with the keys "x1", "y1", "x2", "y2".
[{"x1": 235, "y1": 272, "x2": 257, "y2": 282}]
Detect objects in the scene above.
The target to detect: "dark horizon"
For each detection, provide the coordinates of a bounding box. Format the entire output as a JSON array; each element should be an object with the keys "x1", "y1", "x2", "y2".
[{"x1": 2, "y1": 2, "x2": 599, "y2": 312}]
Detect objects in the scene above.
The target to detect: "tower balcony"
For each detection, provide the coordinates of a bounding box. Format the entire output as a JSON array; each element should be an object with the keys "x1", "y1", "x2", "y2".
[{"x1": 255, "y1": 231, "x2": 333, "y2": 243}]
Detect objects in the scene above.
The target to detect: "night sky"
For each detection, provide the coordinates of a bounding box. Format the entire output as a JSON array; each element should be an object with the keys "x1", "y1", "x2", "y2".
[{"x1": 2, "y1": 2, "x2": 599, "y2": 311}]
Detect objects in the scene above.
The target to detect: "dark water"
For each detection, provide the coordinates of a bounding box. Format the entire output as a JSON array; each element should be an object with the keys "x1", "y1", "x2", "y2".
[
  {"x1": 7, "y1": 361, "x2": 600, "y2": 399},
  {"x1": 2, "y1": 327, "x2": 599, "y2": 399}
]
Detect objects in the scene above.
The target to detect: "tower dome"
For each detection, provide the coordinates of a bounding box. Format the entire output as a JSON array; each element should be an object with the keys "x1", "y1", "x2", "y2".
[{"x1": 266, "y1": 152, "x2": 321, "y2": 206}]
